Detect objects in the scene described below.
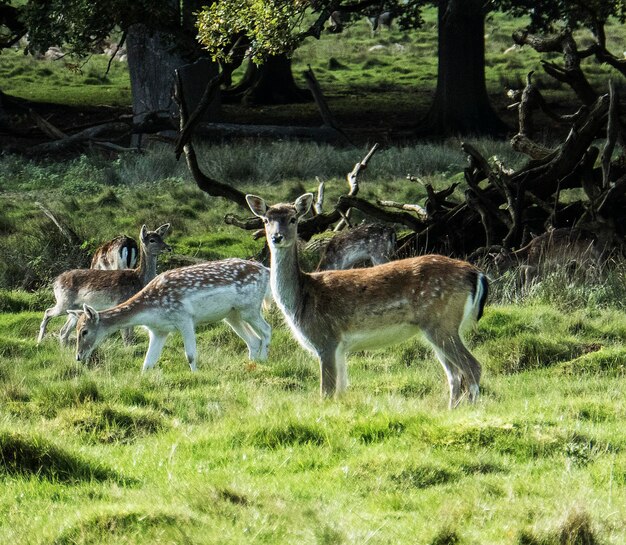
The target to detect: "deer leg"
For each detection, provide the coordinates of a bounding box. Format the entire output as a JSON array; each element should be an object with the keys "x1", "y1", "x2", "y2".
[
  {"x1": 425, "y1": 333, "x2": 464, "y2": 409},
  {"x1": 451, "y1": 337, "x2": 482, "y2": 403},
  {"x1": 318, "y1": 346, "x2": 339, "y2": 398},
  {"x1": 179, "y1": 321, "x2": 197, "y2": 372},
  {"x1": 121, "y1": 327, "x2": 135, "y2": 345},
  {"x1": 433, "y1": 345, "x2": 461, "y2": 409},
  {"x1": 334, "y1": 343, "x2": 349, "y2": 395},
  {"x1": 141, "y1": 330, "x2": 168, "y2": 372},
  {"x1": 239, "y1": 309, "x2": 272, "y2": 361},
  {"x1": 59, "y1": 314, "x2": 77, "y2": 346},
  {"x1": 224, "y1": 313, "x2": 263, "y2": 361},
  {"x1": 37, "y1": 305, "x2": 63, "y2": 344},
  {"x1": 429, "y1": 332, "x2": 481, "y2": 406}
]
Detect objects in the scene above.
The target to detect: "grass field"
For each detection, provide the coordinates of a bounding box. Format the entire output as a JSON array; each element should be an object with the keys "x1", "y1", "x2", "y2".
[{"x1": 1, "y1": 142, "x2": 626, "y2": 544}]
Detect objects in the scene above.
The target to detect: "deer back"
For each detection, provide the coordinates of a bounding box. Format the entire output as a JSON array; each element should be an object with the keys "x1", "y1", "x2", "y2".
[{"x1": 318, "y1": 223, "x2": 396, "y2": 270}]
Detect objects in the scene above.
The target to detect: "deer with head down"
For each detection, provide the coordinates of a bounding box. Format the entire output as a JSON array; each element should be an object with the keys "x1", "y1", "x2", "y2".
[
  {"x1": 247, "y1": 193, "x2": 488, "y2": 408},
  {"x1": 37, "y1": 224, "x2": 171, "y2": 345},
  {"x1": 91, "y1": 235, "x2": 139, "y2": 270},
  {"x1": 72, "y1": 259, "x2": 272, "y2": 372}
]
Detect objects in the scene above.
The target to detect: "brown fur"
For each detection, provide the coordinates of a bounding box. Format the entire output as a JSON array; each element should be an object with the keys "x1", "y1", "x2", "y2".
[
  {"x1": 247, "y1": 194, "x2": 488, "y2": 408},
  {"x1": 37, "y1": 224, "x2": 171, "y2": 345},
  {"x1": 317, "y1": 223, "x2": 396, "y2": 270}
]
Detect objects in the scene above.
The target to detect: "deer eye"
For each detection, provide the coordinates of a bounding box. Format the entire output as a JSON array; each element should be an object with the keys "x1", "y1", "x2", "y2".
[
  {"x1": 289, "y1": 217, "x2": 297, "y2": 224},
  {"x1": 81, "y1": 329, "x2": 88, "y2": 337},
  {"x1": 262, "y1": 218, "x2": 269, "y2": 224}
]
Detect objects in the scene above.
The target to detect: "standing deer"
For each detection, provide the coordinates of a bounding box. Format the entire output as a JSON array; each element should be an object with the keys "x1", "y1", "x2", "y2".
[
  {"x1": 91, "y1": 235, "x2": 139, "y2": 270},
  {"x1": 247, "y1": 193, "x2": 488, "y2": 408},
  {"x1": 72, "y1": 259, "x2": 272, "y2": 372},
  {"x1": 316, "y1": 223, "x2": 396, "y2": 271},
  {"x1": 37, "y1": 224, "x2": 171, "y2": 345}
]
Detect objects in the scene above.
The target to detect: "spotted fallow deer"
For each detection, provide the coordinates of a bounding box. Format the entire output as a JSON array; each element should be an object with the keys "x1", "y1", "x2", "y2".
[
  {"x1": 37, "y1": 224, "x2": 171, "y2": 345},
  {"x1": 72, "y1": 259, "x2": 272, "y2": 372},
  {"x1": 91, "y1": 235, "x2": 139, "y2": 270},
  {"x1": 247, "y1": 193, "x2": 489, "y2": 408},
  {"x1": 317, "y1": 223, "x2": 396, "y2": 271}
]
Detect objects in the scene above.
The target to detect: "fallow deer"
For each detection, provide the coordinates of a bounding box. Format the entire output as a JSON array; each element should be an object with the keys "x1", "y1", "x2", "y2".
[
  {"x1": 91, "y1": 235, "x2": 139, "y2": 270},
  {"x1": 72, "y1": 259, "x2": 272, "y2": 372},
  {"x1": 316, "y1": 223, "x2": 396, "y2": 271},
  {"x1": 247, "y1": 193, "x2": 488, "y2": 408},
  {"x1": 37, "y1": 224, "x2": 171, "y2": 345},
  {"x1": 492, "y1": 227, "x2": 604, "y2": 284}
]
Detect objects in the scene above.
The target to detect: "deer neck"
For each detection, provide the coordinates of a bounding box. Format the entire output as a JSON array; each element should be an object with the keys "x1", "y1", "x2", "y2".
[
  {"x1": 98, "y1": 298, "x2": 146, "y2": 334},
  {"x1": 136, "y1": 246, "x2": 157, "y2": 286},
  {"x1": 269, "y1": 242, "x2": 306, "y2": 317}
]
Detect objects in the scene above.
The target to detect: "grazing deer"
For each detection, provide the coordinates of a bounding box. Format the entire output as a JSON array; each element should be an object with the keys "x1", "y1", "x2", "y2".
[
  {"x1": 37, "y1": 224, "x2": 171, "y2": 345},
  {"x1": 91, "y1": 235, "x2": 139, "y2": 270},
  {"x1": 72, "y1": 259, "x2": 272, "y2": 371},
  {"x1": 247, "y1": 193, "x2": 488, "y2": 408},
  {"x1": 492, "y1": 227, "x2": 604, "y2": 284},
  {"x1": 317, "y1": 223, "x2": 396, "y2": 271}
]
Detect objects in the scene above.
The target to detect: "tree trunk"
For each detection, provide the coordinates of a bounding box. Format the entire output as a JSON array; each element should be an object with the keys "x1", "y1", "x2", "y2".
[
  {"x1": 421, "y1": 0, "x2": 508, "y2": 137},
  {"x1": 126, "y1": 23, "x2": 220, "y2": 145},
  {"x1": 225, "y1": 54, "x2": 312, "y2": 105}
]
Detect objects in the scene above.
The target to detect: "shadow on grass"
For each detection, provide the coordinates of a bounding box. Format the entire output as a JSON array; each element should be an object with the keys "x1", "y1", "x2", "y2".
[{"x1": 0, "y1": 431, "x2": 131, "y2": 484}]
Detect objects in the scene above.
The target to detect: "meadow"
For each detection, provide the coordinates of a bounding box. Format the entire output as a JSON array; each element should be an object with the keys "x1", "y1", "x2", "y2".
[
  {"x1": 2, "y1": 7, "x2": 626, "y2": 545},
  {"x1": 1, "y1": 141, "x2": 626, "y2": 544}
]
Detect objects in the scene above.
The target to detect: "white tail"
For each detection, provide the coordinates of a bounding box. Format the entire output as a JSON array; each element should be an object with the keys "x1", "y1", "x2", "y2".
[
  {"x1": 316, "y1": 223, "x2": 396, "y2": 271},
  {"x1": 37, "y1": 224, "x2": 171, "y2": 345},
  {"x1": 247, "y1": 193, "x2": 488, "y2": 408},
  {"x1": 91, "y1": 235, "x2": 139, "y2": 270},
  {"x1": 72, "y1": 259, "x2": 271, "y2": 372}
]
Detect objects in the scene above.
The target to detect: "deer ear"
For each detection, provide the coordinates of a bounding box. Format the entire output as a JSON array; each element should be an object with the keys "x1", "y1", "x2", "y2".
[
  {"x1": 140, "y1": 224, "x2": 148, "y2": 241},
  {"x1": 66, "y1": 309, "x2": 83, "y2": 318},
  {"x1": 246, "y1": 195, "x2": 267, "y2": 218},
  {"x1": 155, "y1": 223, "x2": 170, "y2": 237},
  {"x1": 83, "y1": 304, "x2": 100, "y2": 323},
  {"x1": 294, "y1": 193, "x2": 314, "y2": 218}
]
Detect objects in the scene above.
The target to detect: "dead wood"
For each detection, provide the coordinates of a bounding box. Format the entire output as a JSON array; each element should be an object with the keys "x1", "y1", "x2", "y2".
[
  {"x1": 512, "y1": 29, "x2": 597, "y2": 106},
  {"x1": 26, "y1": 122, "x2": 130, "y2": 155}
]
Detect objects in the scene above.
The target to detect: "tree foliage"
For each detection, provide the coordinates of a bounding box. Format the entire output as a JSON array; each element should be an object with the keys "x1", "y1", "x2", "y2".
[
  {"x1": 496, "y1": 0, "x2": 626, "y2": 31},
  {"x1": 196, "y1": 0, "x2": 427, "y2": 63},
  {"x1": 3, "y1": 0, "x2": 191, "y2": 58}
]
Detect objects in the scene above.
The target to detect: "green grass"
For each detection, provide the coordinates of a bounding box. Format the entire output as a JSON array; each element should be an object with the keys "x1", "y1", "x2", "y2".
[
  {"x1": 1, "y1": 300, "x2": 626, "y2": 543},
  {"x1": 0, "y1": 50, "x2": 131, "y2": 107},
  {"x1": 1, "y1": 141, "x2": 626, "y2": 543}
]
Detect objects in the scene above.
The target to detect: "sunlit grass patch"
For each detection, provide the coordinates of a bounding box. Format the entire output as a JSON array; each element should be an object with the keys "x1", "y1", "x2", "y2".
[{"x1": 63, "y1": 404, "x2": 167, "y2": 444}]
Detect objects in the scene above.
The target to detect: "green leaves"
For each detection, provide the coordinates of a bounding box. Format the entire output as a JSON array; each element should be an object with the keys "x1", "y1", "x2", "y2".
[{"x1": 197, "y1": 0, "x2": 305, "y2": 63}]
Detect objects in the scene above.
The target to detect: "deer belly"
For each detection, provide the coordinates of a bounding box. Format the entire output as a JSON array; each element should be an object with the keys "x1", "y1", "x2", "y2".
[
  {"x1": 76, "y1": 289, "x2": 121, "y2": 310},
  {"x1": 342, "y1": 323, "x2": 420, "y2": 352}
]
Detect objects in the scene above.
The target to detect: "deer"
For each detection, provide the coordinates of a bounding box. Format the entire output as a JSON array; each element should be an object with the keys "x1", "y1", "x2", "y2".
[
  {"x1": 247, "y1": 193, "x2": 489, "y2": 408},
  {"x1": 492, "y1": 227, "x2": 605, "y2": 285},
  {"x1": 37, "y1": 224, "x2": 171, "y2": 345},
  {"x1": 71, "y1": 259, "x2": 272, "y2": 372},
  {"x1": 91, "y1": 235, "x2": 139, "y2": 270},
  {"x1": 316, "y1": 223, "x2": 396, "y2": 271}
]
